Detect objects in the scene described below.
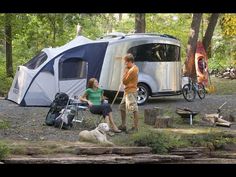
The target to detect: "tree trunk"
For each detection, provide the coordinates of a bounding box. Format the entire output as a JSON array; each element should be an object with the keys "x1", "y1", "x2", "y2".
[
  {"x1": 5, "y1": 13, "x2": 13, "y2": 78},
  {"x1": 135, "y1": 13, "x2": 146, "y2": 33},
  {"x1": 154, "y1": 116, "x2": 173, "y2": 128},
  {"x1": 203, "y1": 13, "x2": 220, "y2": 57},
  {"x1": 183, "y1": 13, "x2": 203, "y2": 78}
]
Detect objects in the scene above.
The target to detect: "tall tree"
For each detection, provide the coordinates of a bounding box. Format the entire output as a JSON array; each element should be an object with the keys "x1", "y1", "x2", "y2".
[
  {"x1": 184, "y1": 13, "x2": 203, "y2": 78},
  {"x1": 5, "y1": 13, "x2": 13, "y2": 77},
  {"x1": 203, "y1": 13, "x2": 220, "y2": 57},
  {"x1": 135, "y1": 13, "x2": 145, "y2": 33}
]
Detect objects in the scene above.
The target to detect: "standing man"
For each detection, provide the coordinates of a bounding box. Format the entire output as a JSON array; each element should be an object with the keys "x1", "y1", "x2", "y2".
[{"x1": 119, "y1": 53, "x2": 139, "y2": 133}]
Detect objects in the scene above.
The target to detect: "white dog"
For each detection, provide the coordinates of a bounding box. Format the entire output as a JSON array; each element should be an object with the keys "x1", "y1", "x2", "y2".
[{"x1": 79, "y1": 123, "x2": 114, "y2": 146}]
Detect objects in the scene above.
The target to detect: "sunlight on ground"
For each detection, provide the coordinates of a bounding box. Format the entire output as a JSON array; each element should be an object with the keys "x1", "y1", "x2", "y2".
[{"x1": 150, "y1": 126, "x2": 236, "y2": 135}]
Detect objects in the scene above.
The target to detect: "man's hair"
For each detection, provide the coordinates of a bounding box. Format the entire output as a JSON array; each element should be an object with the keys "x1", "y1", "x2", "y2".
[
  {"x1": 87, "y1": 78, "x2": 97, "y2": 88},
  {"x1": 124, "y1": 53, "x2": 134, "y2": 63}
]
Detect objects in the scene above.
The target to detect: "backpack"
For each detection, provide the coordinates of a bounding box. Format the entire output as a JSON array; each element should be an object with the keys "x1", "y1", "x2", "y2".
[
  {"x1": 54, "y1": 105, "x2": 77, "y2": 130},
  {"x1": 45, "y1": 92, "x2": 69, "y2": 126}
]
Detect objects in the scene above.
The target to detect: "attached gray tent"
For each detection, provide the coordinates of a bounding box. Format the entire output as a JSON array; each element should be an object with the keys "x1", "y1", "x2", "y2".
[{"x1": 7, "y1": 36, "x2": 108, "y2": 106}]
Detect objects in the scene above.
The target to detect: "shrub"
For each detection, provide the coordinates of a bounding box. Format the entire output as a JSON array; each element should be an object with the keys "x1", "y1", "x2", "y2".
[{"x1": 131, "y1": 131, "x2": 188, "y2": 154}]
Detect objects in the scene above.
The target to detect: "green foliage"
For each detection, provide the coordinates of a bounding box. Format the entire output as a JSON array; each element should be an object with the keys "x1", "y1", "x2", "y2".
[
  {"x1": 0, "y1": 59, "x2": 13, "y2": 96},
  {"x1": 208, "y1": 14, "x2": 236, "y2": 71},
  {"x1": 220, "y1": 14, "x2": 236, "y2": 37},
  {"x1": 146, "y1": 13, "x2": 192, "y2": 61},
  {"x1": 1, "y1": 13, "x2": 236, "y2": 89},
  {"x1": 0, "y1": 141, "x2": 10, "y2": 160}
]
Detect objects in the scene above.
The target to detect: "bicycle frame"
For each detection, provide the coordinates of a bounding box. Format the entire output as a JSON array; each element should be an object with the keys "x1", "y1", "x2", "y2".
[{"x1": 182, "y1": 77, "x2": 206, "y2": 102}]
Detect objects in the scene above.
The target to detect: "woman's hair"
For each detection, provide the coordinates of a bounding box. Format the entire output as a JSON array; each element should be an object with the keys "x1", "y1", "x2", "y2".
[
  {"x1": 124, "y1": 53, "x2": 134, "y2": 63},
  {"x1": 87, "y1": 78, "x2": 97, "y2": 88}
]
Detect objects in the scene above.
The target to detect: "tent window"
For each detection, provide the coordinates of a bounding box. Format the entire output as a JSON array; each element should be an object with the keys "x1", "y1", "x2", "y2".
[
  {"x1": 24, "y1": 52, "x2": 48, "y2": 69},
  {"x1": 127, "y1": 43, "x2": 180, "y2": 62},
  {"x1": 59, "y1": 58, "x2": 87, "y2": 80}
]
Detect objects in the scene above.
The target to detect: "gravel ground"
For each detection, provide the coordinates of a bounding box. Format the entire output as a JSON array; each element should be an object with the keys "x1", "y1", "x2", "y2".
[{"x1": 1, "y1": 94, "x2": 236, "y2": 142}]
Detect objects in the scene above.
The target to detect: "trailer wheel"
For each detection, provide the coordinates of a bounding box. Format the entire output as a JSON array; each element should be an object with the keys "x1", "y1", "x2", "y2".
[{"x1": 137, "y1": 83, "x2": 150, "y2": 105}]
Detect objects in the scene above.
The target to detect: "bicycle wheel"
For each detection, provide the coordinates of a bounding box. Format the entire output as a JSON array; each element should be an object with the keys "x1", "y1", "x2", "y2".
[
  {"x1": 182, "y1": 84, "x2": 196, "y2": 102},
  {"x1": 197, "y1": 84, "x2": 206, "y2": 99}
]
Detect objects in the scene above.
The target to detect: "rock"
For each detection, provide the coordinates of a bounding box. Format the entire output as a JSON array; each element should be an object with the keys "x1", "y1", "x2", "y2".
[
  {"x1": 3, "y1": 153, "x2": 184, "y2": 164},
  {"x1": 75, "y1": 146, "x2": 152, "y2": 155},
  {"x1": 221, "y1": 143, "x2": 236, "y2": 151},
  {"x1": 170, "y1": 147, "x2": 210, "y2": 159}
]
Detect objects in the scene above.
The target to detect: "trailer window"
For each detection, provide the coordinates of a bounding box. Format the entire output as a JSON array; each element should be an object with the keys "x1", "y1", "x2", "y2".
[
  {"x1": 24, "y1": 51, "x2": 48, "y2": 69},
  {"x1": 128, "y1": 43, "x2": 180, "y2": 62},
  {"x1": 59, "y1": 58, "x2": 87, "y2": 80}
]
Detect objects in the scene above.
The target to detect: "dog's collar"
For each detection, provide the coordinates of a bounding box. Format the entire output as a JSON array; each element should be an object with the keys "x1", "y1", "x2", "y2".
[{"x1": 97, "y1": 129, "x2": 105, "y2": 134}]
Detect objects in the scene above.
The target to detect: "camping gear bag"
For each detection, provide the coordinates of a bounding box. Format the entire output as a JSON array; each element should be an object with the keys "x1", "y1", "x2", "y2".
[
  {"x1": 54, "y1": 105, "x2": 77, "y2": 130},
  {"x1": 45, "y1": 92, "x2": 69, "y2": 126}
]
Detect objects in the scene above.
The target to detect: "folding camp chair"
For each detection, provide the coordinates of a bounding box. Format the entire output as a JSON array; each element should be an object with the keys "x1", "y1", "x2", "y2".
[{"x1": 67, "y1": 98, "x2": 103, "y2": 128}]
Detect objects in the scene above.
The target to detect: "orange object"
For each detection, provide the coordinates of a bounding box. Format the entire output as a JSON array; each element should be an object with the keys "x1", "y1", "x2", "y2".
[{"x1": 195, "y1": 41, "x2": 209, "y2": 86}]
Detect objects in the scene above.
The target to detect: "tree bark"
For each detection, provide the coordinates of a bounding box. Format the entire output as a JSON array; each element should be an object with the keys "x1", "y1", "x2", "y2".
[
  {"x1": 5, "y1": 13, "x2": 13, "y2": 78},
  {"x1": 135, "y1": 13, "x2": 146, "y2": 33},
  {"x1": 203, "y1": 13, "x2": 220, "y2": 56},
  {"x1": 183, "y1": 13, "x2": 203, "y2": 78}
]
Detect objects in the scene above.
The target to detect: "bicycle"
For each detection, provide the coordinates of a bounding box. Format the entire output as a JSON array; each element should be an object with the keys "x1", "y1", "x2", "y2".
[{"x1": 182, "y1": 77, "x2": 206, "y2": 102}]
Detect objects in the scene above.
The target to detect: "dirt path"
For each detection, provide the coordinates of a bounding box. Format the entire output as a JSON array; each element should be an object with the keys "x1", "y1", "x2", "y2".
[
  {"x1": 1, "y1": 94, "x2": 236, "y2": 142},
  {"x1": 1, "y1": 94, "x2": 236, "y2": 163}
]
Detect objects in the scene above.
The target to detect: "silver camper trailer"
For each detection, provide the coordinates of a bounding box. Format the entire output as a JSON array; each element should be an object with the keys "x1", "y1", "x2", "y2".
[
  {"x1": 7, "y1": 33, "x2": 182, "y2": 106},
  {"x1": 98, "y1": 33, "x2": 182, "y2": 105}
]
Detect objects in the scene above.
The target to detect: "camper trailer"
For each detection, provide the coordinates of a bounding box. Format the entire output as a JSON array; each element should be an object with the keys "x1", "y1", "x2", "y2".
[
  {"x1": 99, "y1": 33, "x2": 182, "y2": 105},
  {"x1": 7, "y1": 33, "x2": 182, "y2": 106}
]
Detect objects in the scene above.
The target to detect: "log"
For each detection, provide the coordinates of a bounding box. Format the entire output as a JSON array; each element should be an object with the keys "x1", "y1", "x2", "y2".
[
  {"x1": 144, "y1": 108, "x2": 163, "y2": 125},
  {"x1": 203, "y1": 113, "x2": 218, "y2": 124},
  {"x1": 215, "y1": 122, "x2": 231, "y2": 127},
  {"x1": 203, "y1": 114, "x2": 231, "y2": 127},
  {"x1": 154, "y1": 116, "x2": 172, "y2": 128}
]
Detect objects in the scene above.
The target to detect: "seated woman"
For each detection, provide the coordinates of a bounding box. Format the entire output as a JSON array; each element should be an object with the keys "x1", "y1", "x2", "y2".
[{"x1": 80, "y1": 78, "x2": 121, "y2": 133}]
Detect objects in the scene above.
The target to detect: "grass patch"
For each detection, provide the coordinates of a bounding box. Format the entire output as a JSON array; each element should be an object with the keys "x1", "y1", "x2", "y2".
[
  {"x1": 0, "y1": 141, "x2": 10, "y2": 160},
  {"x1": 210, "y1": 76, "x2": 236, "y2": 95},
  {"x1": 112, "y1": 125, "x2": 236, "y2": 154},
  {"x1": 182, "y1": 131, "x2": 236, "y2": 150},
  {"x1": 0, "y1": 119, "x2": 11, "y2": 129}
]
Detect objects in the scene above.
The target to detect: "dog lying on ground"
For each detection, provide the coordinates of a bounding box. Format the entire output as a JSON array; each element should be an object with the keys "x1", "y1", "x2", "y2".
[{"x1": 79, "y1": 123, "x2": 114, "y2": 146}]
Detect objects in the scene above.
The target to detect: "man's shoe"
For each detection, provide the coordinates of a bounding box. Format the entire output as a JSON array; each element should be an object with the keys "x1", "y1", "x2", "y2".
[
  {"x1": 118, "y1": 125, "x2": 127, "y2": 132},
  {"x1": 127, "y1": 127, "x2": 138, "y2": 134}
]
